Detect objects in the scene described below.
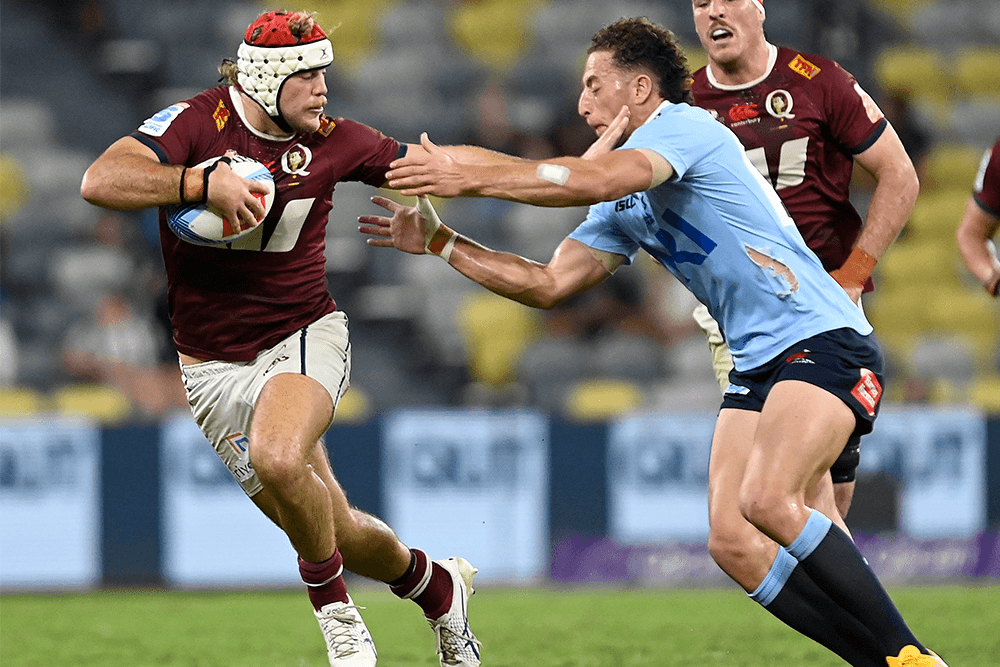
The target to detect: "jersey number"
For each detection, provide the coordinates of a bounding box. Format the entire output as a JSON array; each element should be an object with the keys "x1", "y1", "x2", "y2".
[
  {"x1": 640, "y1": 208, "x2": 718, "y2": 271},
  {"x1": 745, "y1": 137, "x2": 809, "y2": 190},
  {"x1": 229, "y1": 198, "x2": 314, "y2": 252}
]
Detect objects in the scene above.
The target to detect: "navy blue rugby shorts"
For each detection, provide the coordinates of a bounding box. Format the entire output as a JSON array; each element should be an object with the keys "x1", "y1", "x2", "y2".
[{"x1": 720, "y1": 328, "x2": 883, "y2": 483}]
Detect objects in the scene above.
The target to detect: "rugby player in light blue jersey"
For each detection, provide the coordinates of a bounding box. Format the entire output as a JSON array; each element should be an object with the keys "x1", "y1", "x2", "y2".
[{"x1": 365, "y1": 16, "x2": 946, "y2": 667}]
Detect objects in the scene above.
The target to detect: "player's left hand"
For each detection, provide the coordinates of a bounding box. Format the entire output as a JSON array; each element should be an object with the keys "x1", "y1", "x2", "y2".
[
  {"x1": 387, "y1": 133, "x2": 467, "y2": 197},
  {"x1": 359, "y1": 195, "x2": 433, "y2": 255},
  {"x1": 581, "y1": 105, "x2": 629, "y2": 160}
]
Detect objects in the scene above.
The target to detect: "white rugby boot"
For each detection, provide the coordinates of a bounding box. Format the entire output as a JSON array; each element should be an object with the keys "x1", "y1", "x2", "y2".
[
  {"x1": 314, "y1": 595, "x2": 377, "y2": 666},
  {"x1": 426, "y1": 557, "x2": 482, "y2": 667}
]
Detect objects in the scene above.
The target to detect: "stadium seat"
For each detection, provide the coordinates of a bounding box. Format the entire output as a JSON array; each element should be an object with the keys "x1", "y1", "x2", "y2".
[
  {"x1": 51, "y1": 383, "x2": 133, "y2": 423},
  {"x1": 866, "y1": 288, "x2": 931, "y2": 359},
  {"x1": 875, "y1": 239, "x2": 955, "y2": 288},
  {"x1": 950, "y1": 47, "x2": 1000, "y2": 98},
  {"x1": 949, "y1": 98, "x2": 1000, "y2": 149},
  {"x1": 968, "y1": 374, "x2": 1000, "y2": 412},
  {"x1": 870, "y1": 0, "x2": 938, "y2": 26},
  {"x1": 921, "y1": 142, "x2": 987, "y2": 191},
  {"x1": 873, "y1": 45, "x2": 951, "y2": 101},
  {"x1": 923, "y1": 287, "x2": 998, "y2": 358},
  {"x1": 905, "y1": 189, "x2": 971, "y2": 244},
  {"x1": 311, "y1": 0, "x2": 398, "y2": 75},
  {"x1": 334, "y1": 386, "x2": 371, "y2": 424},
  {"x1": 0, "y1": 153, "x2": 31, "y2": 223},
  {"x1": 456, "y1": 291, "x2": 541, "y2": 388},
  {"x1": 563, "y1": 377, "x2": 644, "y2": 422},
  {"x1": 0, "y1": 386, "x2": 47, "y2": 416},
  {"x1": 448, "y1": 0, "x2": 544, "y2": 74}
]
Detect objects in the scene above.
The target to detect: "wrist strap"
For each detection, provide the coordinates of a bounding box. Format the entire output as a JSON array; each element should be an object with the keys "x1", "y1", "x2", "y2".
[
  {"x1": 836, "y1": 246, "x2": 878, "y2": 286},
  {"x1": 200, "y1": 156, "x2": 232, "y2": 205},
  {"x1": 179, "y1": 167, "x2": 190, "y2": 204},
  {"x1": 427, "y1": 227, "x2": 457, "y2": 262}
]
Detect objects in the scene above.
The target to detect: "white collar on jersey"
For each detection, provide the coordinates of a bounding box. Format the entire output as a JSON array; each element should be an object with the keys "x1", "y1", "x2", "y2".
[
  {"x1": 641, "y1": 99, "x2": 673, "y2": 126},
  {"x1": 228, "y1": 86, "x2": 297, "y2": 142},
  {"x1": 706, "y1": 42, "x2": 778, "y2": 91}
]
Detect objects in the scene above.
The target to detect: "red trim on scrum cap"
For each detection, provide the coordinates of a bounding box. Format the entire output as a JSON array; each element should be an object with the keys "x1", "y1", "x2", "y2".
[
  {"x1": 750, "y1": 0, "x2": 765, "y2": 18},
  {"x1": 244, "y1": 11, "x2": 327, "y2": 47}
]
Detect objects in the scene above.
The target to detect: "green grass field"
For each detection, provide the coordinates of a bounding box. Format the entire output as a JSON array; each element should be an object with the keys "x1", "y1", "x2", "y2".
[{"x1": 2, "y1": 584, "x2": 997, "y2": 666}]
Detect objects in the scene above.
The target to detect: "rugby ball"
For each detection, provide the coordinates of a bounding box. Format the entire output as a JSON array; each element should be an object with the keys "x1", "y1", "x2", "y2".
[{"x1": 166, "y1": 154, "x2": 275, "y2": 246}]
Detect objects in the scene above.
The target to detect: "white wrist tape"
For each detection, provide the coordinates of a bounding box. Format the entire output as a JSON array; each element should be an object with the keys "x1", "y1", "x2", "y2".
[{"x1": 416, "y1": 196, "x2": 456, "y2": 262}]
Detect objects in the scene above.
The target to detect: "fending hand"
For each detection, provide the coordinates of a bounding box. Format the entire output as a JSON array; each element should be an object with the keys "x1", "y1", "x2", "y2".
[
  {"x1": 359, "y1": 195, "x2": 454, "y2": 259},
  {"x1": 386, "y1": 133, "x2": 466, "y2": 197},
  {"x1": 582, "y1": 105, "x2": 630, "y2": 160}
]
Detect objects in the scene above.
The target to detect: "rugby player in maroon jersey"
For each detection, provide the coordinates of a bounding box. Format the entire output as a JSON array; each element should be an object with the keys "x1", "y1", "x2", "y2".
[
  {"x1": 688, "y1": 2, "x2": 932, "y2": 666},
  {"x1": 957, "y1": 137, "x2": 1000, "y2": 297},
  {"x1": 689, "y1": 0, "x2": 919, "y2": 525},
  {"x1": 81, "y1": 10, "x2": 488, "y2": 667}
]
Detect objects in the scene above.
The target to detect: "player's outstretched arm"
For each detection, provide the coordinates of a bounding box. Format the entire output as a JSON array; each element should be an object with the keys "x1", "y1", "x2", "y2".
[
  {"x1": 956, "y1": 196, "x2": 1000, "y2": 296},
  {"x1": 832, "y1": 123, "x2": 919, "y2": 301},
  {"x1": 386, "y1": 133, "x2": 661, "y2": 207},
  {"x1": 82, "y1": 137, "x2": 268, "y2": 229},
  {"x1": 360, "y1": 196, "x2": 620, "y2": 308}
]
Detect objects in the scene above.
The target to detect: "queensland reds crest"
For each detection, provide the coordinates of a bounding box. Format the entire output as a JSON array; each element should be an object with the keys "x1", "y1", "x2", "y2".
[
  {"x1": 281, "y1": 144, "x2": 313, "y2": 176},
  {"x1": 765, "y1": 90, "x2": 795, "y2": 119}
]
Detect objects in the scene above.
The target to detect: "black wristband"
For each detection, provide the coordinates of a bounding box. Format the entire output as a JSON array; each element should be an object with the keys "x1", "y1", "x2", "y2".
[
  {"x1": 200, "y1": 156, "x2": 232, "y2": 205},
  {"x1": 988, "y1": 272, "x2": 1000, "y2": 297},
  {"x1": 179, "y1": 167, "x2": 189, "y2": 204}
]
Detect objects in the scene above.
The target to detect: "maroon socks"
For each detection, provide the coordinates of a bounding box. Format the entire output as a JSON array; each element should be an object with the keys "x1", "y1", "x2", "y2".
[
  {"x1": 299, "y1": 549, "x2": 350, "y2": 611},
  {"x1": 388, "y1": 548, "x2": 454, "y2": 619}
]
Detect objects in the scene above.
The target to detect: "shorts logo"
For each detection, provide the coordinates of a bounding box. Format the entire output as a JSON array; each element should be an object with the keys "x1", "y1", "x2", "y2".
[
  {"x1": 225, "y1": 432, "x2": 250, "y2": 454},
  {"x1": 224, "y1": 433, "x2": 255, "y2": 483},
  {"x1": 789, "y1": 54, "x2": 821, "y2": 79},
  {"x1": 786, "y1": 350, "x2": 814, "y2": 364},
  {"x1": 851, "y1": 368, "x2": 882, "y2": 417},
  {"x1": 263, "y1": 353, "x2": 290, "y2": 376}
]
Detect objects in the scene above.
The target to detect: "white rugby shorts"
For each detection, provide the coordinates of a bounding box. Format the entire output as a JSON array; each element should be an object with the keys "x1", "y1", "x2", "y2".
[{"x1": 179, "y1": 311, "x2": 351, "y2": 496}]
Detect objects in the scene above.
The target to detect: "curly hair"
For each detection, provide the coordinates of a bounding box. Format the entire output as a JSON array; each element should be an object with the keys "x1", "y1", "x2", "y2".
[{"x1": 588, "y1": 17, "x2": 693, "y2": 105}]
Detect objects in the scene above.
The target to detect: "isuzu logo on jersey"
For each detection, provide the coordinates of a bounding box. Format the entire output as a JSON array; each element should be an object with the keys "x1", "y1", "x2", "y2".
[
  {"x1": 281, "y1": 144, "x2": 313, "y2": 176},
  {"x1": 765, "y1": 90, "x2": 796, "y2": 119}
]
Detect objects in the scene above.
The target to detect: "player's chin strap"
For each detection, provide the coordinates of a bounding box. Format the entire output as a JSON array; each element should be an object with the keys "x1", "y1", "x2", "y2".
[{"x1": 417, "y1": 196, "x2": 457, "y2": 262}]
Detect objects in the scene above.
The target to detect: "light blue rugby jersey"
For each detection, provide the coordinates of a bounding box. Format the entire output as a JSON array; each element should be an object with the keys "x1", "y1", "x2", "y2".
[{"x1": 567, "y1": 101, "x2": 872, "y2": 372}]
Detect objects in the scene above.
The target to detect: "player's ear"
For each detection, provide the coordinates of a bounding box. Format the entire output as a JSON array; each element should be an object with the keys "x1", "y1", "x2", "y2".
[{"x1": 633, "y1": 73, "x2": 655, "y2": 105}]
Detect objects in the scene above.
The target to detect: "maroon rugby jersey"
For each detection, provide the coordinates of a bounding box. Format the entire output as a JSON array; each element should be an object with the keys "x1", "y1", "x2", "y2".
[
  {"x1": 973, "y1": 137, "x2": 1000, "y2": 217},
  {"x1": 691, "y1": 45, "x2": 886, "y2": 290},
  {"x1": 132, "y1": 86, "x2": 402, "y2": 361}
]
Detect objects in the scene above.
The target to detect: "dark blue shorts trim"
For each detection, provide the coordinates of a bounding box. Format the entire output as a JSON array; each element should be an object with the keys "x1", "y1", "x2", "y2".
[{"x1": 721, "y1": 328, "x2": 885, "y2": 445}]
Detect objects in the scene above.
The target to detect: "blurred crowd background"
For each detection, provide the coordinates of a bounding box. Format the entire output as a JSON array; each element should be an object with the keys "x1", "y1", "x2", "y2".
[{"x1": 1, "y1": 0, "x2": 998, "y2": 424}]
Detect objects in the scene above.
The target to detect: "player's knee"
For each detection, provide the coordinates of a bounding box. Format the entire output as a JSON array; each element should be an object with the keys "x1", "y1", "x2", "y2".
[
  {"x1": 737, "y1": 487, "x2": 788, "y2": 535},
  {"x1": 250, "y1": 444, "x2": 306, "y2": 487}
]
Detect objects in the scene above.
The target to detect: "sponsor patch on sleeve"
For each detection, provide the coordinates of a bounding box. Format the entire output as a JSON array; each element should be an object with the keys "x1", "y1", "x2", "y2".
[
  {"x1": 138, "y1": 102, "x2": 190, "y2": 137},
  {"x1": 788, "y1": 54, "x2": 821, "y2": 79}
]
